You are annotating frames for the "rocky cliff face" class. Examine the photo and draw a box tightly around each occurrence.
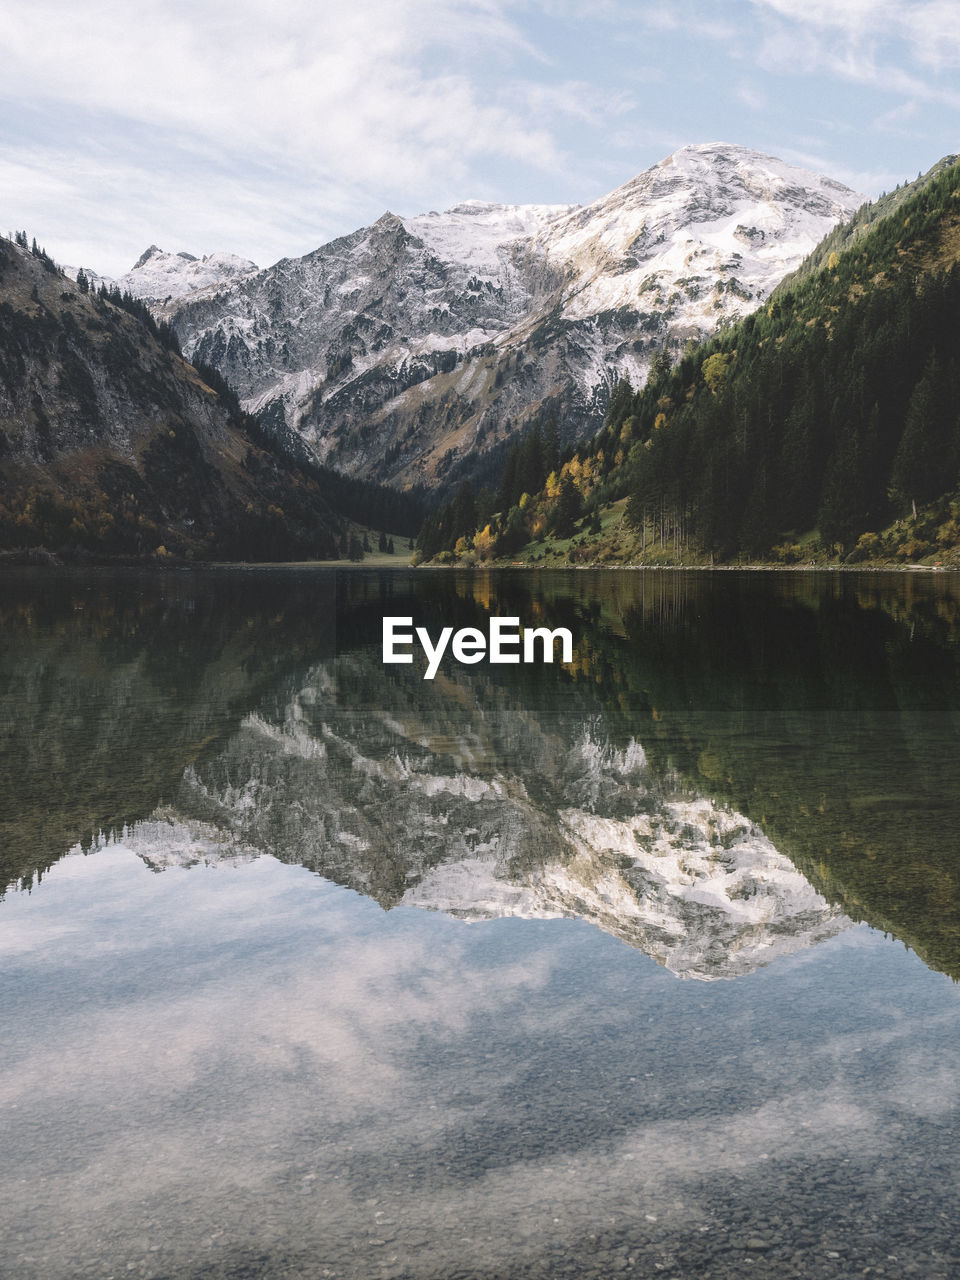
[113,144,865,492]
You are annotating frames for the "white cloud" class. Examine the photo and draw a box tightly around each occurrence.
[736,81,768,111]
[0,0,582,270]
[0,0,561,183]
[874,99,920,135]
[0,138,376,274]
[754,0,960,60]
[516,79,637,124]
[751,0,960,79]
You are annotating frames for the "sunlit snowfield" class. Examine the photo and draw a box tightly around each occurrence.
[1,568,959,1279]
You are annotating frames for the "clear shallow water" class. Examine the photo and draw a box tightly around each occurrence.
[1,568,960,1279]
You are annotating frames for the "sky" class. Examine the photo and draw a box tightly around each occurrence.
[1,0,958,276]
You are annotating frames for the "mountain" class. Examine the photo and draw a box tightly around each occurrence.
[116,245,259,303]
[777,152,960,288]
[66,246,259,300]
[113,144,864,494]
[0,233,346,560]
[429,154,960,567]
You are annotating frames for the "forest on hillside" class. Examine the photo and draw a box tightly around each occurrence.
[420,159,960,566]
[0,232,424,562]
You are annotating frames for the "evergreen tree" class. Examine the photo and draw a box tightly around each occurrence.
[450,481,477,543]
[542,417,560,480]
[605,377,634,430]
[497,444,520,512]
[516,423,545,497]
[551,476,582,538]
[647,348,672,387]
[476,485,495,531]
[889,354,954,513]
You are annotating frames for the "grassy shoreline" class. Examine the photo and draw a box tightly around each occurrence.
[4,550,959,573]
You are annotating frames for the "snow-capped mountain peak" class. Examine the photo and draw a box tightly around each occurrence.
[110,143,867,489]
[534,141,864,324]
[116,245,259,304]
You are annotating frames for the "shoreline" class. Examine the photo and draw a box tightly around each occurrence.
[419,560,960,574]
[2,551,958,575]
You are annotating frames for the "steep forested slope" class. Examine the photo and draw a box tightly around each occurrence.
[616,157,960,560]
[0,234,348,559]
[431,156,960,566]
[778,153,958,287]
[0,235,421,559]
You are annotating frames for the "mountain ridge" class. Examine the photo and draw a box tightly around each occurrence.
[423,153,960,568]
[0,234,347,560]
[94,143,866,495]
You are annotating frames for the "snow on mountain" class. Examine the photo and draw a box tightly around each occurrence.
[406,199,573,275]
[66,246,258,303]
[95,811,261,872]
[62,264,114,292]
[117,144,866,489]
[538,143,863,327]
[116,245,259,303]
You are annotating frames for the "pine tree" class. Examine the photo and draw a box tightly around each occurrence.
[605,377,634,430]
[450,482,476,543]
[889,354,953,513]
[551,476,582,538]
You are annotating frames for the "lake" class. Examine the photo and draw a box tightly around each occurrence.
[1,567,959,1279]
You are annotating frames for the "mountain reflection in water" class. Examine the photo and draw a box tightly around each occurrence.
[2,566,958,977]
[2,567,960,1280]
[89,645,849,980]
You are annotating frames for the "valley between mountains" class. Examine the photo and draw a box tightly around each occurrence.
[4,142,960,566]
[99,143,865,496]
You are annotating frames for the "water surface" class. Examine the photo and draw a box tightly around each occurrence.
[1,568,959,1279]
